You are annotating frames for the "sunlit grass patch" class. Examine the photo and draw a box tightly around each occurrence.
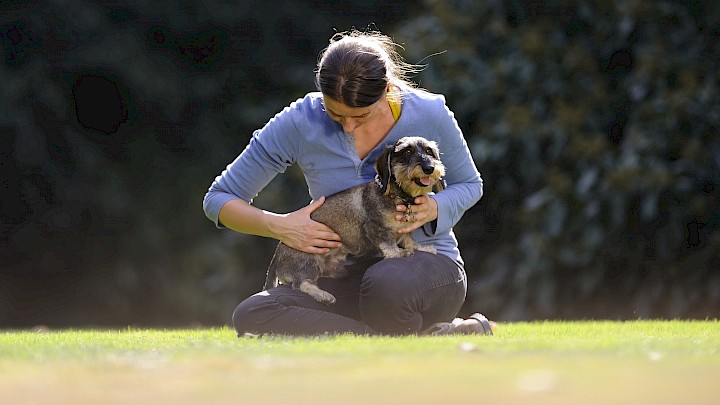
[1,321,718,404]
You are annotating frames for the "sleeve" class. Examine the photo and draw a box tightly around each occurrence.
[202,102,302,228]
[424,97,483,235]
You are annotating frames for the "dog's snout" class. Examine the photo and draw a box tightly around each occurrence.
[420,154,435,174]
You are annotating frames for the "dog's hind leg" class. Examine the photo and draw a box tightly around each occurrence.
[296,280,336,305]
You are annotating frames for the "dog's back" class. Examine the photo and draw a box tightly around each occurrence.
[309,183,393,255]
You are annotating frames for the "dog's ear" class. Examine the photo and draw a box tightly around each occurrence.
[375,145,394,195]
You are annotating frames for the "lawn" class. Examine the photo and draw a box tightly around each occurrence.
[1,321,718,404]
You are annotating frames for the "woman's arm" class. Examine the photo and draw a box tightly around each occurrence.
[405,96,482,235]
[203,95,342,254]
[218,197,342,254]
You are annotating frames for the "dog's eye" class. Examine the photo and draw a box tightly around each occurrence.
[404,148,413,155]
[425,147,436,157]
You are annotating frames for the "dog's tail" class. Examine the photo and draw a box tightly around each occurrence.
[264,243,284,291]
[263,264,277,291]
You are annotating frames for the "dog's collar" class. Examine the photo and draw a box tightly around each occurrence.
[375,174,416,206]
[374,174,384,190]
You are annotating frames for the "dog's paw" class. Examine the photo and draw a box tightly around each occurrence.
[314,291,336,305]
[418,245,437,254]
[398,248,416,257]
[300,280,337,305]
[381,248,409,258]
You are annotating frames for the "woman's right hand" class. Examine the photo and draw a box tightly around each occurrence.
[273,196,342,255]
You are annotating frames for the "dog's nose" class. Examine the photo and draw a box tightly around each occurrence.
[422,165,434,175]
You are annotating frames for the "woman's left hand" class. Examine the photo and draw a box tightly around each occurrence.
[395,195,438,234]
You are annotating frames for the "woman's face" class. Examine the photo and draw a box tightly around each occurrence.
[322,94,386,134]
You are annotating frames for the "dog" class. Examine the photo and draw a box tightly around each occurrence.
[263,136,446,304]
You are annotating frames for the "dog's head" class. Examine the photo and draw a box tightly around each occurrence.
[375,136,446,198]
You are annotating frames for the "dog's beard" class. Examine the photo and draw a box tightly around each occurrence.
[394,164,445,197]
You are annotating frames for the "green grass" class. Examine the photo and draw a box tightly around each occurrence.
[1,321,718,404]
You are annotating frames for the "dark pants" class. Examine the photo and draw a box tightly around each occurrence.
[232,252,467,336]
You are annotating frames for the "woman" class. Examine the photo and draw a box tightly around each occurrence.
[203,30,493,336]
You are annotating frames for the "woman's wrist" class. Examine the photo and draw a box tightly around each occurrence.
[261,210,287,241]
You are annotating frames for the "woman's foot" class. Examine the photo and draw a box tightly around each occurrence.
[424,313,496,335]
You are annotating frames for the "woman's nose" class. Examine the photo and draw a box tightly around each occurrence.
[342,118,358,132]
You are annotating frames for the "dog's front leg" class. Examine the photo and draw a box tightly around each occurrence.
[378,240,410,258]
[378,232,425,258]
[322,251,349,278]
[398,234,437,255]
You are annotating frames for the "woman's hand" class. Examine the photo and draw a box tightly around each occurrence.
[395,195,438,234]
[274,196,342,254]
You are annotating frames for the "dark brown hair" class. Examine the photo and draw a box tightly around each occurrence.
[315,30,419,107]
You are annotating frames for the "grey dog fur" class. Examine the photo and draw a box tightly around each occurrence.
[263,136,446,304]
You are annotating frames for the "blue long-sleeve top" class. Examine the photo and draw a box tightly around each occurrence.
[203,87,483,266]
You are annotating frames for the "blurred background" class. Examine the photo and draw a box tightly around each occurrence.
[1,0,718,328]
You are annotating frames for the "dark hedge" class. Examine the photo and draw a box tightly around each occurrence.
[1,0,717,326]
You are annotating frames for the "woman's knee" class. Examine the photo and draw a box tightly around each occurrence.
[360,263,412,307]
[358,261,424,333]
[358,254,466,333]
[232,291,277,335]
[360,253,458,308]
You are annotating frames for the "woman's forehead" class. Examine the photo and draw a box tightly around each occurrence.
[322,95,379,117]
